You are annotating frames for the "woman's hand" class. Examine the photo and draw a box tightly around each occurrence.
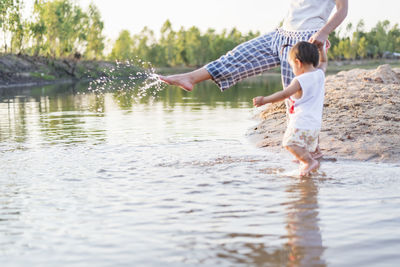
[308,31,329,47]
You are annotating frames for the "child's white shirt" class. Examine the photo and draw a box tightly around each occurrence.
[287,69,325,130]
[282,0,336,31]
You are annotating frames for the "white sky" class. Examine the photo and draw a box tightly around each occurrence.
[26,0,400,42]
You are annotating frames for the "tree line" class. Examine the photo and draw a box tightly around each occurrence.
[1,0,399,65]
[1,0,104,59]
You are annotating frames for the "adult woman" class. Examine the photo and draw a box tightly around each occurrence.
[159,0,348,92]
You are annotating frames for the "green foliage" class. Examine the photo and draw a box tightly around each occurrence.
[110,19,400,67]
[328,20,400,60]
[32,0,87,57]
[1,0,24,53]
[1,0,400,65]
[1,0,105,59]
[30,71,56,80]
[109,30,133,60]
[84,4,104,59]
[113,21,261,68]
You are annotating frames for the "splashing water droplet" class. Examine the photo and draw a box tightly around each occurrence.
[88,58,165,106]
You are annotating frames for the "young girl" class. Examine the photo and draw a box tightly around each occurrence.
[253,41,328,176]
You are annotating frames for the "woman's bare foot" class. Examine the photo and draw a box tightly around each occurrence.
[300,159,320,177]
[158,74,194,92]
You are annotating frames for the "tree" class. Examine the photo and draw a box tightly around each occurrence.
[160,20,177,66]
[0,0,19,53]
[84,4,105,59]
[33,0,87,57]
[357,36,367,58]
[109,30,133,60]
[174,26,187,65]
[9,0,25,53]
[387,23,400,52]
[132,26,157,63]
[29,6,47,57]
[370,20,391,57]
[185,26,202,66]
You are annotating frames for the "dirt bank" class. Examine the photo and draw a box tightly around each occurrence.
[247,64,400,163]
[0,54,132,89]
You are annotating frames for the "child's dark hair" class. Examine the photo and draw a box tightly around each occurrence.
[289,41,319,67]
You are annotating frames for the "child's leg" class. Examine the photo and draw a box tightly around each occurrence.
[285,145,319,177]
[311,144,323,160]
[293,144,322,163]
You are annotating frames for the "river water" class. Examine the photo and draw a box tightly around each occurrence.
[1,77,399,267]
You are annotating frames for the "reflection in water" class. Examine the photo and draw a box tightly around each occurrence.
[213,176,325,267]
[284,177,325,267]
[0,83,108,145]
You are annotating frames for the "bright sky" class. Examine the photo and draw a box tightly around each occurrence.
[27,0,400,42]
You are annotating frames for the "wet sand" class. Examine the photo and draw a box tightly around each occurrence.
[247,64,400,163]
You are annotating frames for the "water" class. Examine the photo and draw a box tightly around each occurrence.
[87,59,164,104]
[1,77,400,267]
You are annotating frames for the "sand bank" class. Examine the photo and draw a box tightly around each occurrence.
[247,64,400,163]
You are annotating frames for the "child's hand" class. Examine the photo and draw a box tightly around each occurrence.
[325,40,331,50]
[253,96,266,107]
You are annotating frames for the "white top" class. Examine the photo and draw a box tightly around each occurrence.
[282,0,336,31]
[287,69,325,130]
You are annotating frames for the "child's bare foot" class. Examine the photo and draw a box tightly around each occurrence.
[300,159,320,177]
[294,153,321,163]
[158,74,194,92]
[311,151,323,160]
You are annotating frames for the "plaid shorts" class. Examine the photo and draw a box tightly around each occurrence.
[205,28,317,90]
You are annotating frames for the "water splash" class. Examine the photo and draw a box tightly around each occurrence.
[87,58,165,104]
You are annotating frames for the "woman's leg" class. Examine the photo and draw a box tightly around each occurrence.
[159,67,210,92]
[160,31,281,91]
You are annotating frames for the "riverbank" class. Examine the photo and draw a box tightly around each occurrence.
[2,54,400,89]
[0,54,140,89]
[247,64,400,163]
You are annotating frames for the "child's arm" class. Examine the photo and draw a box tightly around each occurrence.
[318,43,328,73]
[253,80,302,107]
[309,0,348,46]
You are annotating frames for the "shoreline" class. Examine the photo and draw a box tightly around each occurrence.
[0,54,136,91]
[0,78,78,90]
[1,54,399,90]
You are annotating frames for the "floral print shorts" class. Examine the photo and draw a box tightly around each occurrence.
[282,127,320,152]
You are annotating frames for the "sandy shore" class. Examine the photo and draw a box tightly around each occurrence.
[246,64,400,163]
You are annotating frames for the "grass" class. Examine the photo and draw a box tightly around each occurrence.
[30,72,56,81]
